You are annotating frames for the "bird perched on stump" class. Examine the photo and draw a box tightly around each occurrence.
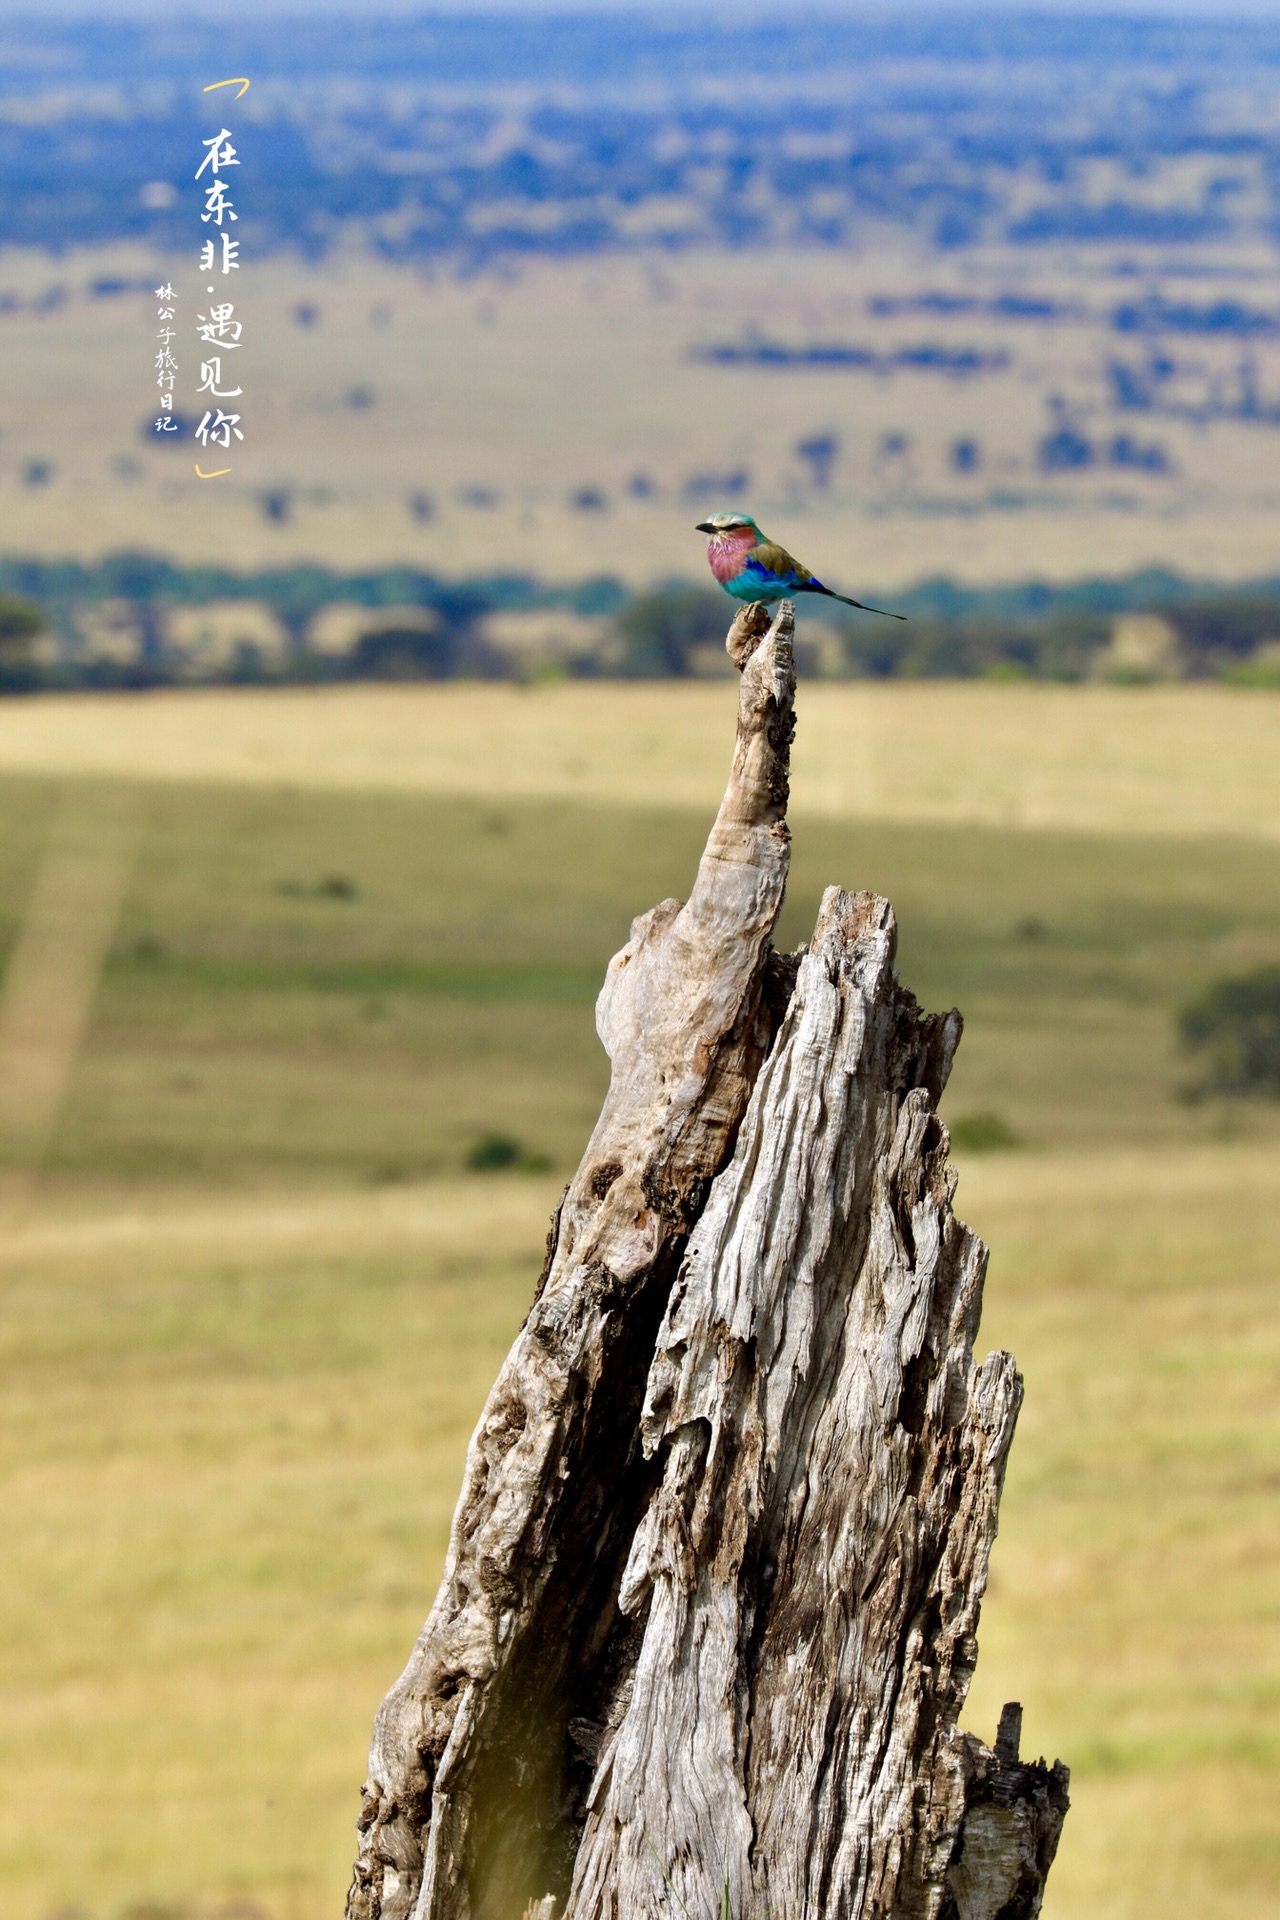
[696,511,905,619]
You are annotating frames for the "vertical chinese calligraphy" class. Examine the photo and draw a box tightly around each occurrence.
[153,281,178,434]
[193,103,247,470]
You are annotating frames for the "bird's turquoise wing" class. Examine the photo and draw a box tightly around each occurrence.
[744,541,814,591]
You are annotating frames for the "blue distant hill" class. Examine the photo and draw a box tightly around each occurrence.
[1,12,1280,258]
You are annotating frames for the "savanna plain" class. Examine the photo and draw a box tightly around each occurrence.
[0,680,1277,1920]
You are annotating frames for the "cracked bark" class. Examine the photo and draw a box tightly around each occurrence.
[346,598,1067,1920]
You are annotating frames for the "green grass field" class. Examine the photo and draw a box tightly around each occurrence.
[0,685,1276,1920]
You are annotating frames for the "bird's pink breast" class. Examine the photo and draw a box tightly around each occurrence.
[707,532,753,585]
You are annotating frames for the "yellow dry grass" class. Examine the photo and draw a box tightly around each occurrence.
[0,682,1275,1920]
[0,1177,557,1920]
[0,1148,1274,1920]
[961,1145,1280,1920]
[0,679,1277,842]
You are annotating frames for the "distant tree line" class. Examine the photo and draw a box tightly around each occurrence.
[4,556,1280,690]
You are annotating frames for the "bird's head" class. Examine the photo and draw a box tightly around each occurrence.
[695,511,761,545]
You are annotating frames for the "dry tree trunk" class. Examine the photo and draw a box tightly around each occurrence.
[346,600,1067,1920]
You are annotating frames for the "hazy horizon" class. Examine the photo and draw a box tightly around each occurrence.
[2,0,1276,19]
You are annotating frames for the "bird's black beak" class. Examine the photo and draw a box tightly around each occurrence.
[694,521,715,533]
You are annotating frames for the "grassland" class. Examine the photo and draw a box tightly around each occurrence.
[8,243,1280,586]
[2,680,1280,845]
[0,681,1276,1920]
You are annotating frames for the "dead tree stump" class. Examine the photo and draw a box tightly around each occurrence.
[346,600,1068,1920]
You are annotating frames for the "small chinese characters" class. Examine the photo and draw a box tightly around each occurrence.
[153,282,178,434]
[194,121,245,460]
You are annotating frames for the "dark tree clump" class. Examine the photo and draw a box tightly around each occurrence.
[1179,967,1280,1098]
[0,596,45,689]
[614,586,727,676]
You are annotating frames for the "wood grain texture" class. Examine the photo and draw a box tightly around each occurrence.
[567,888,1067,1920]
[346,598,1067,1920]
[348,599,798,1920]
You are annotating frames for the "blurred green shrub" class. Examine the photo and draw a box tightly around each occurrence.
[612,586,727,676]
[465,1131,552,1173]
[0,595,44,689]
[274,874,360,900]
[1179,967,1280,1098]
[947,1112,1021,1152]
[353,625,457,680]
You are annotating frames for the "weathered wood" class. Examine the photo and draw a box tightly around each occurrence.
[346,599,1067,1920]
[566,887,1067,1920]
[348,598,798,1920]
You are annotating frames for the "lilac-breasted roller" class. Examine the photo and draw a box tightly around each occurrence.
[695,511,905,619]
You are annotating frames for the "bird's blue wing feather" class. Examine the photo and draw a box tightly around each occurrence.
[742,553,800,590]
